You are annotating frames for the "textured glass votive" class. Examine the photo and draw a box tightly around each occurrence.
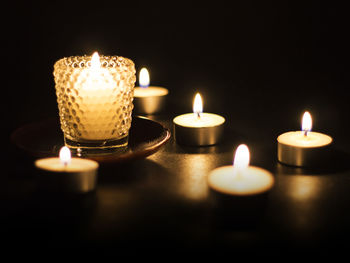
[53,54,136,153]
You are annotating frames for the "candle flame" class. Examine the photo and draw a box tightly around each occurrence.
[302,111,312,135]
[193,93,203,117]
[233,144,250,169]
[139,67,150,87]
[91,51,101,70]
[59,146,71,166]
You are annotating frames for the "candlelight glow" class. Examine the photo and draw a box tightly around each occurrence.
[91,51,101,70]
[302,111,312,134]
[193,93,203,116]
[139,67,150,87]
[233,144,250,169]
[59,146,71,165]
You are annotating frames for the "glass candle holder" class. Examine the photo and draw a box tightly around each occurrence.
[53,53,136,154]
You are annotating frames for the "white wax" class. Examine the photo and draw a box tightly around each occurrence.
[72,67,123,140]
[173,113,225,128]
[208,166,274,195]
[35,157,98,173]
[277,131,332,148]
[134,86,168,97]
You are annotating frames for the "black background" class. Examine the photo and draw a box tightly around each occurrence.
[4,1,349,136]
[3,0,350,251]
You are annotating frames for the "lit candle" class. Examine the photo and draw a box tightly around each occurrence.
[35,147,99,193]
[208,144,275,196]
[173,93,225,146]
[54,52,136,151]
[75,52,118,141]
[277,111,333,167]
[133,67,169,114]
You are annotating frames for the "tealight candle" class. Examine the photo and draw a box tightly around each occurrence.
[208,144,275,196]
[35,147,99,193]
[173,93,225,146]
[133,67,168,114]
[277,111,333,167]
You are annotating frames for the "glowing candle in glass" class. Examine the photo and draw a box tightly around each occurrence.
[53,52,136,153]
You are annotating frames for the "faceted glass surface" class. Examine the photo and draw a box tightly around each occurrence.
[53,55,136,147]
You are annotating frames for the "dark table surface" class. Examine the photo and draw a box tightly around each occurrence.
[3,112,350,250]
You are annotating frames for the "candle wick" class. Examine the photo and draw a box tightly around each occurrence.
[63,161,69,170]
[304,130,308,137]
[196,112,201,119]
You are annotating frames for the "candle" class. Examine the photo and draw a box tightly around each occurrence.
[173,93,225,146]
[208,144,275,196]
[35,146,99,193]
[133,67,169,114]
[277,111,333,167]
[54,52,136,152]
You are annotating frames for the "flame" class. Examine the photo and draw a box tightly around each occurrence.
[139,67,150,87]
[302,111,312,134]
[193,93,203,116]
[91,51,101,70]
[59,146,71,165]
[233,144,250,169]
